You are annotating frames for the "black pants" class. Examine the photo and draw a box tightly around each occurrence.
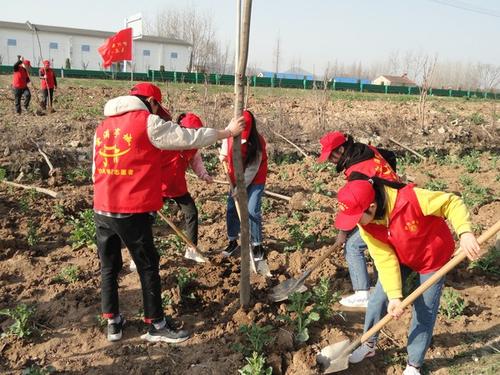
[170,193,198,245]
[42,88,54,109]
[13,87,31,113]
[94,212,164,322]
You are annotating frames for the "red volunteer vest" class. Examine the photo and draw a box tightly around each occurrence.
[361,185,455,273]
[40,68,56,89]
[227,135,268,185]
[161,149,197,198]
[12,67,29,89]
[93,110,164,213]
[344,146,399,182]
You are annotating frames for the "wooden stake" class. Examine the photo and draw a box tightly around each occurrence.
[186,172,291,201]
[388,137,426,161]
[1,180,63,199]
[271,129,310,159]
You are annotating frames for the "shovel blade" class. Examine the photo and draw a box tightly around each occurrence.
[317,339,351,373]
[269,278,308,302]
[256,260,272,277]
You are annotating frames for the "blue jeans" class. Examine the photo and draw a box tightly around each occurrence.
[345,228,371,291]
[226,184,264,246]
[363,265,445,367]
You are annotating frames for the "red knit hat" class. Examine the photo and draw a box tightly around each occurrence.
[318,131,347,162]
[43,60,50,68]
[179,113,203,129]
[23,60,31,67]
[335,180,375,231]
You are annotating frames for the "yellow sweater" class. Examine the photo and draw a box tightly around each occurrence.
[358,186,472,299]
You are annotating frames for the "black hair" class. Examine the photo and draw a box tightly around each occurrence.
[134,95,153,113]
[348,172,407,219]
[335,135,354,173]
[244,111,262,167]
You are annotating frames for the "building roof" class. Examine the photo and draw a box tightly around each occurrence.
[0,20,191,46]
[377,74,416,85]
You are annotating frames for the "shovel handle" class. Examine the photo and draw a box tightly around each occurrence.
[157,211,197,250]
[306,238,344,274]
[360,218,500,343]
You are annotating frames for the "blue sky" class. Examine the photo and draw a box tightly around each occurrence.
[2,0,499,73]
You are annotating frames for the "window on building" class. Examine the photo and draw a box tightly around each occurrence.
[81,44,90,52]
[143,50,151,57]
[7,39,16,46]
[49,42,58,50]
[170,52,178,59]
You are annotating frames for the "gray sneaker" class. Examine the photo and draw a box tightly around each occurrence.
[141,322,190,343]
[107,315,125,342]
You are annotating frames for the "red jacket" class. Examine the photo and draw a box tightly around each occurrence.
[361,184,455,273]
[161,149,197,198]
[40,67,57,89]
[93,109,164,213]
[12,66,30,89]
[228,135,267,186]
[344,146,399,182]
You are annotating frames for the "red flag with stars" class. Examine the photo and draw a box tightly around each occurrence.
[98,28,132,68]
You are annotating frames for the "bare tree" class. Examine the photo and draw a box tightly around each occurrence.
[147,7,224,73]
[273,33,281,75]
[418,54,438,130]
[475,63,500,91]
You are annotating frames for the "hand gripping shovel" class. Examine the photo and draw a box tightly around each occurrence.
[270,238,344,302]
[317,218,500,374]
[157,211,210,264]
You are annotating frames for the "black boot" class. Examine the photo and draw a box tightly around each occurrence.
[222,240,240,257]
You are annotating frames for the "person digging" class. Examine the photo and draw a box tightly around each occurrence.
[333,174,481,375]
[39,60,57,112]
[318,131,400,308]
[93,82,245,343]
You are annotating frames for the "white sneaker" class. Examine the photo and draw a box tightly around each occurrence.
[184,247,207,263]
[349,342,376,363]
[129,260,137,272]
[340,290,370,308]
[403,365,421,375]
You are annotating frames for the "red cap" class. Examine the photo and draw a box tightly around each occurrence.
[23,59,31,67]
[43,60,50,68]
[242,110,254,140]
[179,113,203,129]
[318,131,347,162]
[130,83,162,102]
[130,82,172,120]
[335,180,375,231]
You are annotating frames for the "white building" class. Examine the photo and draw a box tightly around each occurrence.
[0,20,191,72]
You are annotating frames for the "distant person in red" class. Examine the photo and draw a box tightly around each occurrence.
[12,56,31,114]
[161,113,214,263]
[39,60,57,111]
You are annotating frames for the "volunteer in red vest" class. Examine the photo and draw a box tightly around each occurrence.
[334,174,481,375]
[93,82,245,344]
[219,110,268,260]
[161,112,214,263]
[39,60,57,110]
[318,131,400,308]
[12,56,31,114]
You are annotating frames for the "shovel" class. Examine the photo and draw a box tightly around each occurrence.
[157,211,210,264]
[270,238,344,302]
[317,219,500,374]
